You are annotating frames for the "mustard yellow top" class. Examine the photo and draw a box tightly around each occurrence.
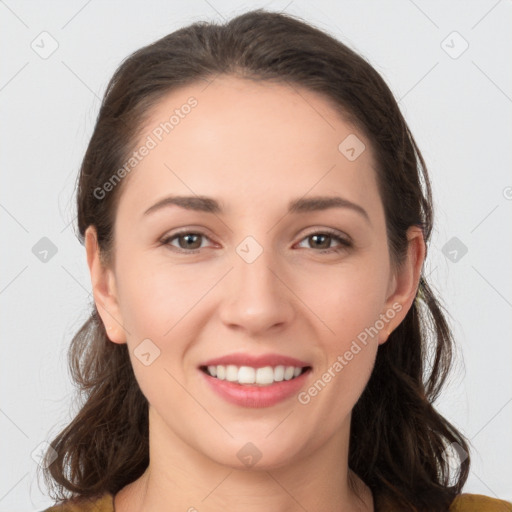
[42,491,512,511]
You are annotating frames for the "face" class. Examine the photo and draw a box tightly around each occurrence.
[87,75,422,470]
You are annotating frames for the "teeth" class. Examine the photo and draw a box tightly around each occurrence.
[284,366,295,380]
[238,366,256,384]
[226,365,238,382]
[256,366,274,385]
[274,365,285,382]
[216,365,226,380]
[205,365,305,386]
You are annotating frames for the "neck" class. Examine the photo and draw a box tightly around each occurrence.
[114,407,373,512]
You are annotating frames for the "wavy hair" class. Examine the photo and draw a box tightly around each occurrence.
[40,9,471,511]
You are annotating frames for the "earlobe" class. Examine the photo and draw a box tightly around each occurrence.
[84,226,127,344]
[379,226,426,343]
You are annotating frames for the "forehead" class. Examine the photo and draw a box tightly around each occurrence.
[117,75,381,219]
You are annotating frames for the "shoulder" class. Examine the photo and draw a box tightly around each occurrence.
[41,492,114,512]
[449,493,512,511]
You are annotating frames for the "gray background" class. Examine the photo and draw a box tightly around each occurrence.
[1,0,511,510]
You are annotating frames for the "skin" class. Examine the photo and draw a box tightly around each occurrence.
[85,75,425,512]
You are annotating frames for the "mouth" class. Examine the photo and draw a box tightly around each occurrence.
[198,354,313,408]
[199,364,312,386]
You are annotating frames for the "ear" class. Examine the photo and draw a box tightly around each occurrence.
[379,225,426,345]
[85,225,127,344]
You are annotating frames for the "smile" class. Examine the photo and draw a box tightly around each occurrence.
[201,364,309,386]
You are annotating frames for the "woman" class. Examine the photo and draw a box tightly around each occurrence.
[40,9,511,512]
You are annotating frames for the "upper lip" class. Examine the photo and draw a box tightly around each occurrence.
[200,353,311,368]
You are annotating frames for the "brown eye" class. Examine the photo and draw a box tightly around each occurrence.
[162,232,210,252]
[178,233,203,249]
[308,233,332,250]
[297,230,352,253]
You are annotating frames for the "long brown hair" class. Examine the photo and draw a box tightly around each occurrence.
[40,9,471,510]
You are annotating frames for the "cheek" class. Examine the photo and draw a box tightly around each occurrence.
[302,259,390,342]
[299,283,381,426]
[116,260,200,405]
[115,253,215,337]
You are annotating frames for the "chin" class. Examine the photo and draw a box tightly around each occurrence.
[202,434,311,472]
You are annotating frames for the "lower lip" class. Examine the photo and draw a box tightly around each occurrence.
[200,369,311,408]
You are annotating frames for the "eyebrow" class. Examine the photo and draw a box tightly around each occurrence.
[143,195,370,223]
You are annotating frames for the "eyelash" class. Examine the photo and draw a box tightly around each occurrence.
[160,229,352,255]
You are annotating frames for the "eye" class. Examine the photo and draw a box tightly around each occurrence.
[161,231,213,253]
[160,228,352,255]
[296,230,352,254]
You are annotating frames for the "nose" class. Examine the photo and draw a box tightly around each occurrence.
[217,245,295,336]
